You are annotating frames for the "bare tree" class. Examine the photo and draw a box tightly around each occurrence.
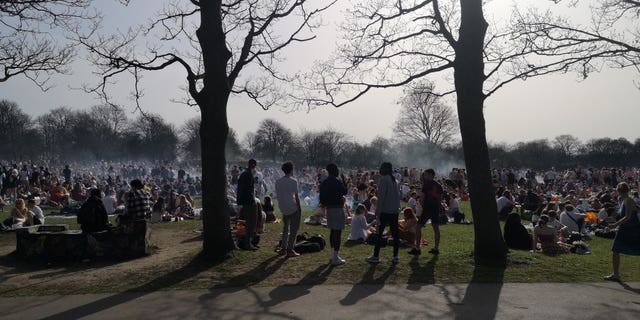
[77,0,335,259]
[0,100,34,159]
[295,0,634,265]
[254,119,295,163]
[553,134,581,157]
[394,81,458,146]
[0,0,93,87]
[512,1,640,85]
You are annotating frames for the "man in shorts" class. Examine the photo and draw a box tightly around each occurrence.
[410,169,443,255]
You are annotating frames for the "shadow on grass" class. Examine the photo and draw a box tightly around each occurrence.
[35,251,289,320]
[406,254,438,291]
[0,251,126,296]
[340,263,397,306]
[35,251,222,320]
[443,264,505,320]
[262,262,335,307]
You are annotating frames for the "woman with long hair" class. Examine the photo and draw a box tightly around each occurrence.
[366,162,401,264]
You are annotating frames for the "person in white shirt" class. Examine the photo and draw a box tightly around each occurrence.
[26,198,45,225]
[348,204,374,242]
[496,191,515,219]
[406,192,418,212]
[559,205,586,234]
[103,189,118,215]
[275,161,302,257]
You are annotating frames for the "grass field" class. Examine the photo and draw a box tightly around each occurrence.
[0,198,638,296]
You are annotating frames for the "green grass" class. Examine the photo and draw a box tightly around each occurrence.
[0,199,638,297]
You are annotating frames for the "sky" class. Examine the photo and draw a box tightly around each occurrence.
[0,0,639,146]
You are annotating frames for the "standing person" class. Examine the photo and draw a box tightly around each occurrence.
[122,179,151,222]
[319,163,348,265]
[604,182,640,282]
[411,169,444,255]
[237,159,258,251]
[275,161,302,257]
[366,162,401,264]
[63,165,72,183]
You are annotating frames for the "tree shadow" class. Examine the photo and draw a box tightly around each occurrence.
[37,252,231,320]
[0,251,127,295]
[198,254,287,301]
[447,264,505,320]
[261,262,335,307]
[619,281,640,295]
[339,263,396,306]
[406,254,438,291]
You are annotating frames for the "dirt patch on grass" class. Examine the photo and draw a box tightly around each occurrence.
[0,227,202,296]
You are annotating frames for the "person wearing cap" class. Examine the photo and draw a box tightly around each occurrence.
[237,159,259,250]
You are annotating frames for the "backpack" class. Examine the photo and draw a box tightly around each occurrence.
[293,234,326,253]
[307,235,326,250]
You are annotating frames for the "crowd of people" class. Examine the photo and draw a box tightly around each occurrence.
[2,159,638,281]
[0,161,203,230]
[231,159,459,266]
[232,161,639,279]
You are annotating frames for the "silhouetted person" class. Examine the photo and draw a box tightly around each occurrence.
[78,189,109,233]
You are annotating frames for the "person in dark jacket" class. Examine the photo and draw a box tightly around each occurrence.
[237,159,258,250]
[78,188,110,233]
[504,213,533,250]
[319,163,347,265]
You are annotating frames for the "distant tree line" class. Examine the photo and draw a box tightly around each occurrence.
[2,99,639,169]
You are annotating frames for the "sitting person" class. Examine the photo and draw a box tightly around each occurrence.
[398,207,418,248]
[447,193,465,223]
[263,195,277,223]
[598,203,617,225]
[77,189,110,233]
[71,182,85,202]
[174,194,195,220]
[348,204,375,242]
[503,213,532,250]
[49,183,70,207]
[151,197,167,223]
[497,190,515,220]
[122,179,151,222]
[559,204,586,234]
[547,210,570,241]
[26,198,45,225]
[532,215,571,254]
[2,198,28,229]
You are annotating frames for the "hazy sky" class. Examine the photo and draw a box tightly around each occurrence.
[1,0,638,145]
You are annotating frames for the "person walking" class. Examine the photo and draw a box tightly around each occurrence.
[604,182,640,282]
[319,163,348,265]
[237,159,259,251]
[411,169,444,255]
[366,162,401,264]
[275,161,302,257]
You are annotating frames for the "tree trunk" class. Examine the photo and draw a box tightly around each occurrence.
[197,0,235,260]
[455,0,507,266]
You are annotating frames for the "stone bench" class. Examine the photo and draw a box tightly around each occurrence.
[15,220,151,261]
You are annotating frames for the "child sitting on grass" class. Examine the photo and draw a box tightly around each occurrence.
[399,207,418,248]
[347,204,375,243]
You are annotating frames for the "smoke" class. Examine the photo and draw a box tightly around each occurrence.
[389,142,465,176]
